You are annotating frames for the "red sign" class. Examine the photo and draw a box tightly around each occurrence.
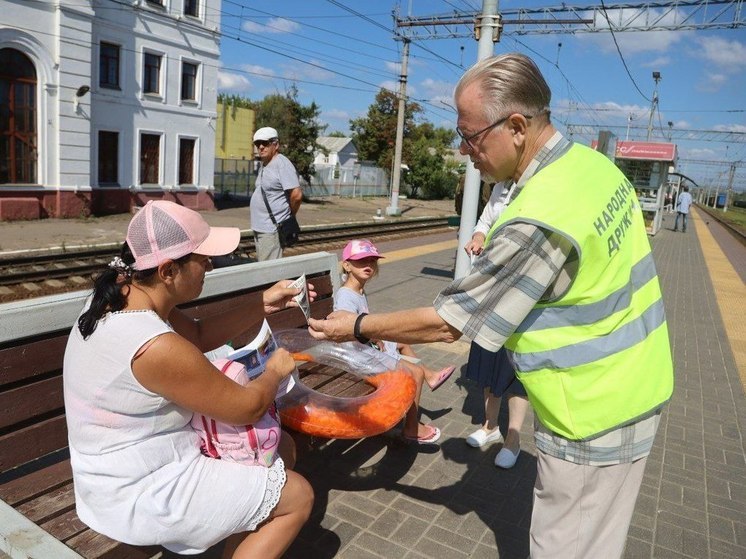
[592,140,677,161]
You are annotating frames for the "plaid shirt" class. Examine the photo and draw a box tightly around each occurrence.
[435,131,660,465]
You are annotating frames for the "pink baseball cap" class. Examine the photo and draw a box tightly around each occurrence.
[342,239,384,261]
[126,201,240,270]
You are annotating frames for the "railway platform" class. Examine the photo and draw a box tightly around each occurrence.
[1,202,745,559]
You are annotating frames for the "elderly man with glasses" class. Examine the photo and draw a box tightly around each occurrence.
[309,53,673,559]
[249,126,302,261]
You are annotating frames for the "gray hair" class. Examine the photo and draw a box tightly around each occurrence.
[455,53,552,124]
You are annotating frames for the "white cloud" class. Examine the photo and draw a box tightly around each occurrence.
[641,56,670,68]
[694,37,746,70]
[386,61,401,73]
[713,123,746,133]
[322,109,350,120]
[239,64,276,79]
[577,7,688,54]
[217,71,251,92]
[242,17,300,34]
[420,78,455,100]
[379,80,400,94]
[696,72,728,93]
[683,147,717,159]
[281,61,334,81]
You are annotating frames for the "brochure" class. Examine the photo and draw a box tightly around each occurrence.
[227,319,296,398]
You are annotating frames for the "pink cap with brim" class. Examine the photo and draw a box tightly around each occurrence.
[126,201,240,270]
[342,239,384,261]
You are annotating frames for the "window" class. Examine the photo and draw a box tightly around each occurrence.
[98,131,119,185]
[0,48,37,184]
[140,133,160,184]
[179,138,196,184]
[99,42,120,89]
[143,53,161,95]
[181,62,198,102]
[184,0,199,17]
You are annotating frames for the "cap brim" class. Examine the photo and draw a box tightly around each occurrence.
[346,254,384,260]
[194,227,240,257]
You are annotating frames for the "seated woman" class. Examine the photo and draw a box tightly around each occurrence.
[335,239,455,444]
[63,200,314,559]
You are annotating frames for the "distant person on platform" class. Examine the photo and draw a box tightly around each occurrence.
[250,127,302,261]
[673,185,693,233]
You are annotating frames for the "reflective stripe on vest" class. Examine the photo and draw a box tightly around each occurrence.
[486,143,673,440]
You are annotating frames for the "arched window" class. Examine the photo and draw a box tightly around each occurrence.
[0,48,37,184]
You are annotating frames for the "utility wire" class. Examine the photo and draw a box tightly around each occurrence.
[599,0,651,102]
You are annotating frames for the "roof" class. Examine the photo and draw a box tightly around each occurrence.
[315,136,355,153]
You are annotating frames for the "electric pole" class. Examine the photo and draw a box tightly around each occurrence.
[386,39,410,217]
[647,71,661,141]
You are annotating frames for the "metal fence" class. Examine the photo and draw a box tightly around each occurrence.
[213,159,390,199]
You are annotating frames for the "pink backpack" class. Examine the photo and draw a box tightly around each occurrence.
[191,358,281,467]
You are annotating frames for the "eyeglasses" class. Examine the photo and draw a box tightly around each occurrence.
[253,139,276,148]
[456,114,532,152]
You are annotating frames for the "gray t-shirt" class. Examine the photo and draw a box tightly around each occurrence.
[334,286,399,360]
[250,153,299,233]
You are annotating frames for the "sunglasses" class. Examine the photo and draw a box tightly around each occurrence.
[253,139,276,148]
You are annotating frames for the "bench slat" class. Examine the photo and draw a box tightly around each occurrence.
[65,528,161,559]
[0,414,68,472]
[0,458,72,506]
[0,375,64,430]
[17,480,75,524]
[0,334,67,386]
[40,508,88,542]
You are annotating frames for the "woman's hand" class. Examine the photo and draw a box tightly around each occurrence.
[308,311,357,342]
[263,280,316,314]
[464,232,486,256]
[264,348,296,380]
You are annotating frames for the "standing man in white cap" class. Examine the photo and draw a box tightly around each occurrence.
[250,126,302,261]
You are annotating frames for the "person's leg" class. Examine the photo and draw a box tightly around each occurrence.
[466,387,503,447]
[225,470,314,559]
[398,343,455,390]
[399,362,436,440]
[254,232,283,261]
[682,212,688,232]
[530,451,647,559]
[673,212,680,231]
[494,395,528,468]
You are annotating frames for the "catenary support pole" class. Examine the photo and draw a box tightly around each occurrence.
[454,0,499,279]
[386,39,410,217]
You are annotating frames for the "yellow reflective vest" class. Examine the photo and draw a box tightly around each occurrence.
[485,144,674,440]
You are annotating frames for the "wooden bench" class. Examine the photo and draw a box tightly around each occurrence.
[0,251,375,559]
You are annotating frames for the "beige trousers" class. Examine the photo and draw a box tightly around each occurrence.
[530,450,647,559]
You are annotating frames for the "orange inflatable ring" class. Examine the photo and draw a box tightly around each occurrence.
[273,330,416,439]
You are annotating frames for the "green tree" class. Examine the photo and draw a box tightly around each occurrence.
[350,89,458,199]
[249,86,326,182]
[350,89,422,174]
[405,136,459,200]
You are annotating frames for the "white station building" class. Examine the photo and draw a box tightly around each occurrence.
[0,0,222,220]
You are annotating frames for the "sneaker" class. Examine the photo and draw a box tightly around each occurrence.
[494,446,520,469]
[465,428,503,448]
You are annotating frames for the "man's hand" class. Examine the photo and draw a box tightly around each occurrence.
[308,311,357,342]
[263,280,316,314]
[464,232,486,256]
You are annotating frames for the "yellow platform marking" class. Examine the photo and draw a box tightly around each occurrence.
[692,209,746,390]
[378,239,459,265]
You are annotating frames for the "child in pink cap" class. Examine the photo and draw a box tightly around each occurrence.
[335,239,455,444]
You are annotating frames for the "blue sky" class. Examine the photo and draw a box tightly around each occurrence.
[214,1,746,192]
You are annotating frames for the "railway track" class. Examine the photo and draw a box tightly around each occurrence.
[0,217,453,303]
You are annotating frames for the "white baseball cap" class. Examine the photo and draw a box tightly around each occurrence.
[253,127,279,142]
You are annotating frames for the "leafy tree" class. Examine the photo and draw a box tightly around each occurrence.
[249,85,326,182]
[327,131,347,138]
[405,136,459,200]
[350,89,422,174]
[350,89,458,199]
